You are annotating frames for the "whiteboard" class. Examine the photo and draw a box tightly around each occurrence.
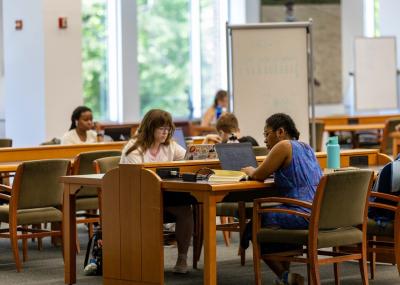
[229,23,312,146]
[355,37,398,111]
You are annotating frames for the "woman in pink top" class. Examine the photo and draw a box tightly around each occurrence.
[120,109,193,274]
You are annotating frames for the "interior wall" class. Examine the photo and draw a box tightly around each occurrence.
[262,3,342,105]
[3,0,82,146]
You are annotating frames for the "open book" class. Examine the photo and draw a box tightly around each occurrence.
[208,169,248,182]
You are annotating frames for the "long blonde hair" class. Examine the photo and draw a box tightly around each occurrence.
[125,109,175,155]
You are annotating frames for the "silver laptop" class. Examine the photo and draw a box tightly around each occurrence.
[215,142,258,170]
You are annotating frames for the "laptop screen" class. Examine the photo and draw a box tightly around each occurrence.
[173,127,187,150]
[215,142,258,170]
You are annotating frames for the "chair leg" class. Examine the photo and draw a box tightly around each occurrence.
[22,226,28,262]
[220,216,231,246]
[307,264,311,285]
[333,247,340,285]
[10,225,21,272]
[369,236,376,279]
[193,203,203,269]
[76,235,81,254]
[238,202,246,266]
[309,248,320,285]
[252,241,262,285]
[359,243,369,285]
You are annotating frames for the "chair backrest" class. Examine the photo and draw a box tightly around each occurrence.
[252,146,268,156]
[315,170,373,230]
[12,159,70,210]
[93,156,121,174]
[73,150,121,197]
[0,138,12,148]
[380,117,400,155]
[309,120,325,152]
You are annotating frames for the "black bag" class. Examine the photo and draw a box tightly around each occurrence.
[369,155,400,222]
[84,227,102,276]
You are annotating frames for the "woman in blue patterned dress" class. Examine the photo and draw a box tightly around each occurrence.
[242,113,322,285]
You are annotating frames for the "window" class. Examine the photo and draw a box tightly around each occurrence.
[137,0,191,118]
[82,0,109,120]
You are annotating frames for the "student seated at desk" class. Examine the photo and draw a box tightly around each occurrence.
[201,89,228,127]
[203,112,259,146]
[120,109,193,274]
[241,113,322,285]
[61,106,101,144]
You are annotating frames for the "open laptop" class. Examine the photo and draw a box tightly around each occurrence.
[184,144,218,160]
[215,142,258,170]
[172,127,187,150]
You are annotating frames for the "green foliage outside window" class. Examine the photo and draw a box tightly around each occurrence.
[82,1,108,120]
[138,0,190,118]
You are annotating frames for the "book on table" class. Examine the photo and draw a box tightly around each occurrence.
[208,169,248,182]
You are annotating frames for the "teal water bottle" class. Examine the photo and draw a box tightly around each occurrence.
[326,136,340,169]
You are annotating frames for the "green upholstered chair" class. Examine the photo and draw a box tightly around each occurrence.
[252,170,374,285]
[0,138,12,148]
[367,192,400,279]
[252,146,268,156]
[0,159,70,271]
[93,156,121,174]
[380,117,400,155]
[72,150,121,248]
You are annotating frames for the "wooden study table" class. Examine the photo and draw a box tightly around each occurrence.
[317,114,399,126]
[324,123,385,148]
[60,174,104,285]
[60,149,391,285]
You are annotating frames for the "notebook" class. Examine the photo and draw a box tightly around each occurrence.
[172,127,187,150]
[184,144,218,160]
[215,142,258,171]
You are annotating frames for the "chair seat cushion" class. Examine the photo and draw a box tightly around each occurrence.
[367,219,394,237]
[216,202,253,218]
[76,197,99,211]
[0,206,62,225]
[257,226,362,248]
[216,202,281,218]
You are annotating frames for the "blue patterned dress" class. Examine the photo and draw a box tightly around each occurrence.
[242,140,322,253]
[262,140,322,229]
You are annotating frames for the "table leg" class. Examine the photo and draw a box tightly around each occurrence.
[202,193,217,285]
[64,185,77,285]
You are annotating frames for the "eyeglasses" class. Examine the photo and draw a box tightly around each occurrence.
[263,130,272,138]
[157,127,171,133]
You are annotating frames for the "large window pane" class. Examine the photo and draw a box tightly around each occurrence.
[138,0,191,118]
[82,0,109,120]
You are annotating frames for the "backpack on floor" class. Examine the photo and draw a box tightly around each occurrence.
[84,227,103,276]
[368,155,400,221]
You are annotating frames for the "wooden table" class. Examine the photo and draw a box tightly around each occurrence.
[60,174,104,285]
[324,123,385,148]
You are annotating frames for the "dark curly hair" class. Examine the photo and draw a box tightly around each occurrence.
[265,113,300,140]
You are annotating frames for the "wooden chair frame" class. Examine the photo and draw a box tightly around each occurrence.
[368,191,400,279]
[0,165,63,272]
[252,173,374,285]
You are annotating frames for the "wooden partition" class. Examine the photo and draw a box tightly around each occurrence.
[0,142,125,172]
[101,149,390,285]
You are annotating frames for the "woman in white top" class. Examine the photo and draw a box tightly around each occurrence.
[120,109,192,274]
[61,106,99,144]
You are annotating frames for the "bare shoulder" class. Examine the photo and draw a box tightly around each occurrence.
[271,140,291,153]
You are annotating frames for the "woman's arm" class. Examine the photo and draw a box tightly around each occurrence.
[201,107,215,126]
[242,140,292,181]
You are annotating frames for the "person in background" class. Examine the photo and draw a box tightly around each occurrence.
[241,113,322,285]
[61,106,101,144]
[201,90,228,127]
[203,112,258,146]
[120,109,193,274]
